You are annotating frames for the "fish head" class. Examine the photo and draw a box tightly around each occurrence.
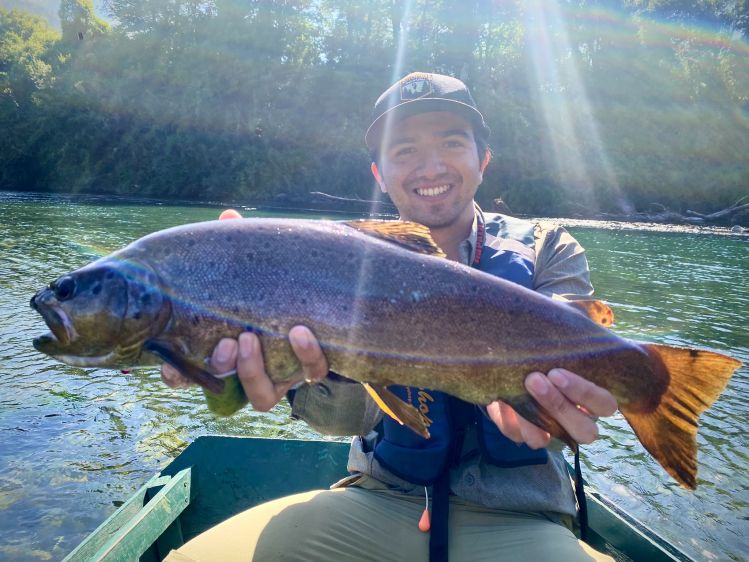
[31,258,170,367]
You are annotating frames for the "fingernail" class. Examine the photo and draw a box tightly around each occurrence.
[527,373,549,396]
[216,339,234,363]
[238,333,253,360]
[548,369,568,389]
[292,327,311,350]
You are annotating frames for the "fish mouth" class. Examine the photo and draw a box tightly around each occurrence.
[31,296,77,349]
[32,328,118,367]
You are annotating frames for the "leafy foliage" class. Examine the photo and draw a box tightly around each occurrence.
[0,0,747,215]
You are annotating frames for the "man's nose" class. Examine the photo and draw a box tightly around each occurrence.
[416,148,447,177]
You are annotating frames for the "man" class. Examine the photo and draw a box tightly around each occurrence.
[163,72,617,561]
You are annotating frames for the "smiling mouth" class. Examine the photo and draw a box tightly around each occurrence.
[415,184,451,197]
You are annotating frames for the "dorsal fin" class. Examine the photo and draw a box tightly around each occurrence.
[344,220,446,257]
[552,295,615,327]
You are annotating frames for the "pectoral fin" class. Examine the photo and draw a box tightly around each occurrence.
[144,340,224,394]
[362,382,431,439]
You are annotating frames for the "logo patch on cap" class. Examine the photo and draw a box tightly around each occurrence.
[400,72,433,101]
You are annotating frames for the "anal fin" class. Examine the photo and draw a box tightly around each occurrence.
[362,383,430,439]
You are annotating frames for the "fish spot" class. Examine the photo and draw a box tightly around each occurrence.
[188,240,196,247]
[133,312,142,320]
[191,315,201,325]
[141,293,151,306]
[106,271,114,280]
[92,284,102,296]
[690,349,700,358]
[310,250,320,259]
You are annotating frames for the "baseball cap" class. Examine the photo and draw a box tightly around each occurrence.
[365,72,491,151]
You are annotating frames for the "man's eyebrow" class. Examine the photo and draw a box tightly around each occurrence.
[386,135,417,148]
[387,129,471,148]
[436,128,472,139]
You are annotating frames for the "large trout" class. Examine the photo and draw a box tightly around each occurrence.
[30,218,739,489]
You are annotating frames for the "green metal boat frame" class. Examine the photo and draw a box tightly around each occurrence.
[63,436,694,562]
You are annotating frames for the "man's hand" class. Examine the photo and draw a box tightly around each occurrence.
[161,326,329,412]
[486,368,618,449]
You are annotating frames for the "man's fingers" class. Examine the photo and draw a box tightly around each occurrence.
[526,372,601,444]
[219,209,243,220]
[548,368,618,417]
[235,332,290,411]
[486,401,551,449]
[211,338,238,375]
[161,363,193,389]
[288,325,328,383]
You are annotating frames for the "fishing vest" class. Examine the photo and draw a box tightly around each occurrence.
[373,213,549,486]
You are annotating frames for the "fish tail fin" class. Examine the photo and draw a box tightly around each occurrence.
[620,343,740,489]
[362,383,431,439]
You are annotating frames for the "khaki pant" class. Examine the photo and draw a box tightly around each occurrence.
[165,486,613,562]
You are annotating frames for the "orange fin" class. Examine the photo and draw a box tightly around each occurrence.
[362,382,431,439]
[620,343,740,489]
[344,220,446,257]
[554,295,615,327]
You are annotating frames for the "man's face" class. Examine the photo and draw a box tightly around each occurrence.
[375,111,483,230]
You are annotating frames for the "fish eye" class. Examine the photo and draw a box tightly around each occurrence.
[53,276,76,301]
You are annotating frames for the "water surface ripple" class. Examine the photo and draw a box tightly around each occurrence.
[1,193,747,561]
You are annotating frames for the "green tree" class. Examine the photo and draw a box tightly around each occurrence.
[59,0,109,44]
[0,8,59,188]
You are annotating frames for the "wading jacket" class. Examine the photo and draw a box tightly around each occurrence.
[372,213,548,486]
[288,211,594,520]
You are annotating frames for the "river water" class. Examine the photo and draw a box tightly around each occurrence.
[0,192,747,561]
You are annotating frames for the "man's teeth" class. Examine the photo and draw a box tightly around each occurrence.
[416,184,450,197]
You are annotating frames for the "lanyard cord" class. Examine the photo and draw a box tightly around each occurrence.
[472,204,486,267]
[574,448,589,542]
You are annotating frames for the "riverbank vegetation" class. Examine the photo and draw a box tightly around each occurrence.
[1,0,748,217]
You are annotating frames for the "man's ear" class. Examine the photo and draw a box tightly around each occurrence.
[480,149,492,174]
[371,162,387,193]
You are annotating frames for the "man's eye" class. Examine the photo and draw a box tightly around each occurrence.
[445,140,465,148]
[394,147,415,157]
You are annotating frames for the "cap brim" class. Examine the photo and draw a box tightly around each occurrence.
[365,98,490,151]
